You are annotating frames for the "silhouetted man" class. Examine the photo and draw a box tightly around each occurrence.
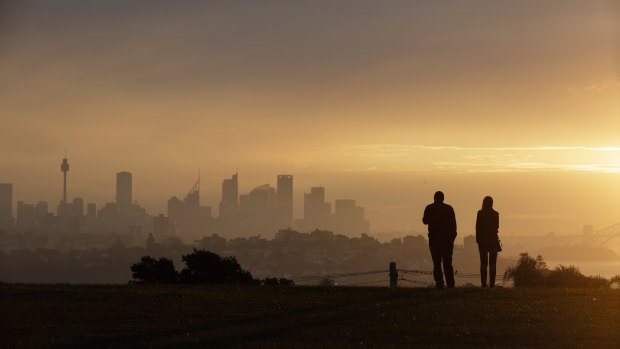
[422,191,457,288]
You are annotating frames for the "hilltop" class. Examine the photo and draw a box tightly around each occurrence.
[1,284,618,348]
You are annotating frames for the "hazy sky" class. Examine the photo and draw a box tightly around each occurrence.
[1,1,618,237]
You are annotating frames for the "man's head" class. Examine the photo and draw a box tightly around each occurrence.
[434,191,444,203]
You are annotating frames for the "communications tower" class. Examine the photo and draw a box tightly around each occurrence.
[61,152,69,203]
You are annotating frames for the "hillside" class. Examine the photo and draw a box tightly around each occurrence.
[1,284,619,348]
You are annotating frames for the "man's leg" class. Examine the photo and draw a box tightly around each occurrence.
[489,250,498,287]
[479,245,488,287]
[429,238,444,288]
[442,240,455,288]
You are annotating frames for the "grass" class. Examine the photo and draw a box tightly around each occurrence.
[1,284,619,348]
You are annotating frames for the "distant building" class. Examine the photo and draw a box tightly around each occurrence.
[86,203,96,219]
[276,175,293,227]
[116,172,132,215]
[239,194,249,221]
[0,183,13,228]
[16,201,35,232]
[154,214,174,237]
[34,201,48,225]
[334,199,369,235]
[167,176,212,239]
[248,184,277,235]
[300,187,332,231]
[219,173,239,220]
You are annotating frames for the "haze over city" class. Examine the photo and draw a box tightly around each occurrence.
[1,0,618,237]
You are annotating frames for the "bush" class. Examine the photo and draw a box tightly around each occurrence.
[179,249,257,285]
[503,253,548,287]
[130,256,179,284]
[504,253,611,288]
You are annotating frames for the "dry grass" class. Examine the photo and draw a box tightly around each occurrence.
[1,284,619,348]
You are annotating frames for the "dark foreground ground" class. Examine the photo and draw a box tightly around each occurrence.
[1,284,619,348]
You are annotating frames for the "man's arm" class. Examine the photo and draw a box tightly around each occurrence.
[475,211,481,243]
[422,205,429,225]
[450,206,457,240]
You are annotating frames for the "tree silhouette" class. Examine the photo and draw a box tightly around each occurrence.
[179,249,257,284]
[130,256,178,283]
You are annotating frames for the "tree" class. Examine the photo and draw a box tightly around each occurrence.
[130,256,179,283]
[179,249,257,284]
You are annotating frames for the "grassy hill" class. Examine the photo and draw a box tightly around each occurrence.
[1,284,618,348]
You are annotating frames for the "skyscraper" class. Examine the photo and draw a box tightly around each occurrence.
[16,201,35,232]
[302,187,331,230]
[0,183,12,226]
[116,172,132,214]
[219,173,239,219]
[276,175,293,226]
[334,199,369,235]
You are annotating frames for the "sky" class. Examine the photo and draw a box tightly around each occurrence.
[0,0,618,237]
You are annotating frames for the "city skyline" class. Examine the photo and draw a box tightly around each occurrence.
[0,1,618,236]
[1,153,617,237]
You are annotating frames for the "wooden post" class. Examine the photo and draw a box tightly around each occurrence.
[390,262,397,288]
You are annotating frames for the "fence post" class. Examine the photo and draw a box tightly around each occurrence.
[390,262,397,288]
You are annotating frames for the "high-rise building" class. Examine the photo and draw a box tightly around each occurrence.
[34,201,48,225]
[302,187,331,231]
[276,175,293,226]
[16,201,35,232]
[167,176,212,239]
[0,183,12,227]
[334,199,369,235]
[72,197,84,217]
[248,184,276,234]
[87,203,96,219]
[154,214,174,237]
[219,173,239,219]
[116,172,132,214]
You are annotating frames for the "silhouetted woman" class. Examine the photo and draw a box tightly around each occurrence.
[476,196,500,288]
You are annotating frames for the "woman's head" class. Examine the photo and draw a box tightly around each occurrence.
[482,196,493,210]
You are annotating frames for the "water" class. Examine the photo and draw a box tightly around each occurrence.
[545,260,620,279]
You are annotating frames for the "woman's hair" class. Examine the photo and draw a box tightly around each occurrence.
[482,196,493,210]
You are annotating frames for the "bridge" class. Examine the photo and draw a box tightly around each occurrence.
[595,222,620,245]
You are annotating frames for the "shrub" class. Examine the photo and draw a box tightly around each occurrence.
[179,249,257,284]
[504,253,611,288]
[130,256,179,284]
[546,265,608,288]
[503,253,548,287]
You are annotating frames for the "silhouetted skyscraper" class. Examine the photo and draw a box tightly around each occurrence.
[35,201,48,225]
[219,173,239,219]
[248,184,276,234]
[335,199,369,235]
[72,197,84,217]
[87,203,96,219]
[302,187,331,230]
[16,201,35,232]
[116,172,132,214]
[276,175,293,226]
[0,183,12,227]
[167,175,212,239]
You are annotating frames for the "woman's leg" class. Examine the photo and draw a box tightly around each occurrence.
[478,245,488,287]
[489,250,498,287]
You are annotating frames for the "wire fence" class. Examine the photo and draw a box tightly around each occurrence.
[287,265,503,287]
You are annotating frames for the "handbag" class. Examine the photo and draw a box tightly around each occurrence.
[495,238,502,252]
